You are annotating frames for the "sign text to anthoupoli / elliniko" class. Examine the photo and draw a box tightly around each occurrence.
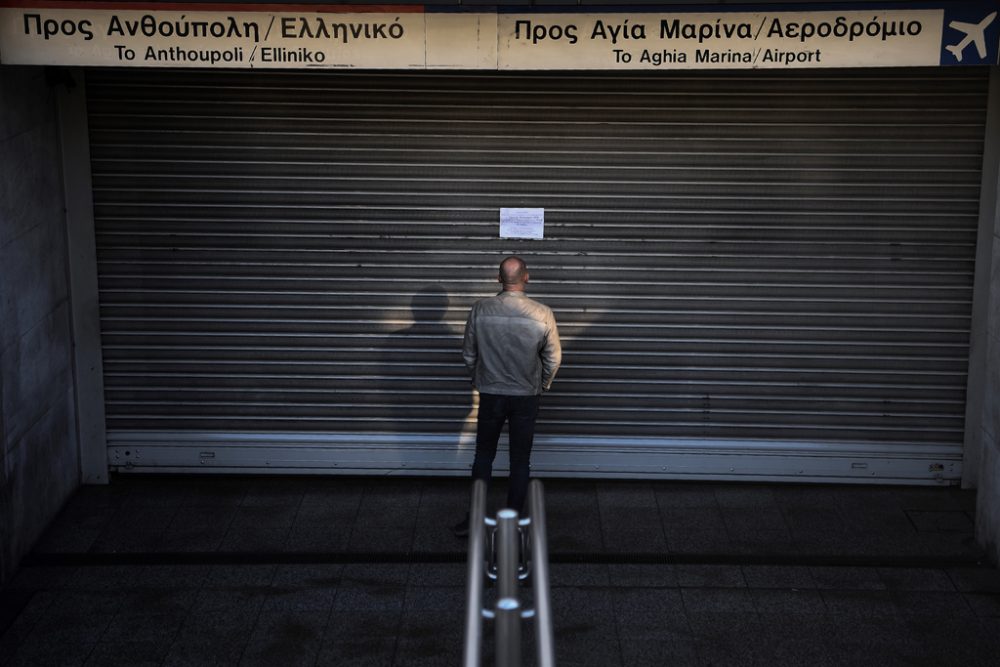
[1,1,998,70]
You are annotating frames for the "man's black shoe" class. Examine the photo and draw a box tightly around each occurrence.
[452,514,470,538]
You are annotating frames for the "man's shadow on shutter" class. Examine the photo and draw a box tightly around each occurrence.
[377,284,477,464]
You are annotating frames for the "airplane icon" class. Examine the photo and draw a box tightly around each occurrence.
[945,11,997,62]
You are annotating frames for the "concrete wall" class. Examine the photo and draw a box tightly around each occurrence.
[973,67,1000,566]
[0,66,80,583]
[980,307,1000,566]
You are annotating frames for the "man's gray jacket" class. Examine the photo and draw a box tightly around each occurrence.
[462,291,561,396]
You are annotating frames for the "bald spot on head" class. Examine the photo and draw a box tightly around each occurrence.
[499,256,528,290]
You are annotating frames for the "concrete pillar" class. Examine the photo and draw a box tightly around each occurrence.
[58,70,108,486]
[0,66,80,583]
[974,67,1000,566]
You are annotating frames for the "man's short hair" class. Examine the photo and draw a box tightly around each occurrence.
[499,256,528,285]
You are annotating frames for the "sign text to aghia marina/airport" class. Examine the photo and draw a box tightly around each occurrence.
[1,2,998,70]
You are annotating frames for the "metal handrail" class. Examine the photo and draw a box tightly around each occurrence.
[495,509,522,666]
[462,479,488,667]
[462,479,556,667]
[527,481,556,667]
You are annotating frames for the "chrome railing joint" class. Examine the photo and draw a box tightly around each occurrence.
[462,479,556,667]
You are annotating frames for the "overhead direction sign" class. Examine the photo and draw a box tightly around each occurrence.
[1,1,997,70]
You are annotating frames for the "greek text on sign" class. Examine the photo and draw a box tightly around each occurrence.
[0,2,997,70]
[502,10,942,69]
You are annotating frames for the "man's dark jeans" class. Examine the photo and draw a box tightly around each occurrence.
[471,392,541,514]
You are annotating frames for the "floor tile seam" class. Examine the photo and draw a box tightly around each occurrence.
[654,498,721,553]
[874,566,959,591]
[308,613,326,667]
[720,508,797,543]
[607,581,684,658]
[887,587,980,603]
[234,593,272,667]
[316,552,357,646]
[312,595,340,664]
[747,587,830,617]
[601,510,672,550]
[736,562,750,590]
[593,485,610,554]
[405,481,429,565]
[595,481,658,511]
[91,501,183,545]
[0,591,58,662]
[78,586,133,645]
[229,483,250,511]
[385,605,406,667]
[224,522,298,554]
[341,478,372,553]
[815,589,908,618]
[283,489,309,539]
[64,611,116,666]
[673,586,723,666]
[204,498,242,550]
[942,567,997,594]
[959,591,1000,618]
[605,571,630,667]
[10,590,117,648]
[742,563,819,589]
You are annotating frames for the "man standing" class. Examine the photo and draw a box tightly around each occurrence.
[454,256,561,536]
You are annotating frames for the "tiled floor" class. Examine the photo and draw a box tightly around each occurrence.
[1,475,999,666]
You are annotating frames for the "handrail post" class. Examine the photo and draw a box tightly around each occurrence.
[495,508,522,667]
[528,481,556,667]
[462,480,488,667]
[462,480,555,667]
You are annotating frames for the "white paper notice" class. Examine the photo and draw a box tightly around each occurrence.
[500,208,544,239]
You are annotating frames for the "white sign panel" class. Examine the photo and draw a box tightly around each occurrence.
[0,2,997,70]
[498,10,946,69]
[0,5,428,68]
[500,208,545,240]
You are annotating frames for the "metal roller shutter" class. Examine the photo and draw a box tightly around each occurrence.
[87,67,987,482]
